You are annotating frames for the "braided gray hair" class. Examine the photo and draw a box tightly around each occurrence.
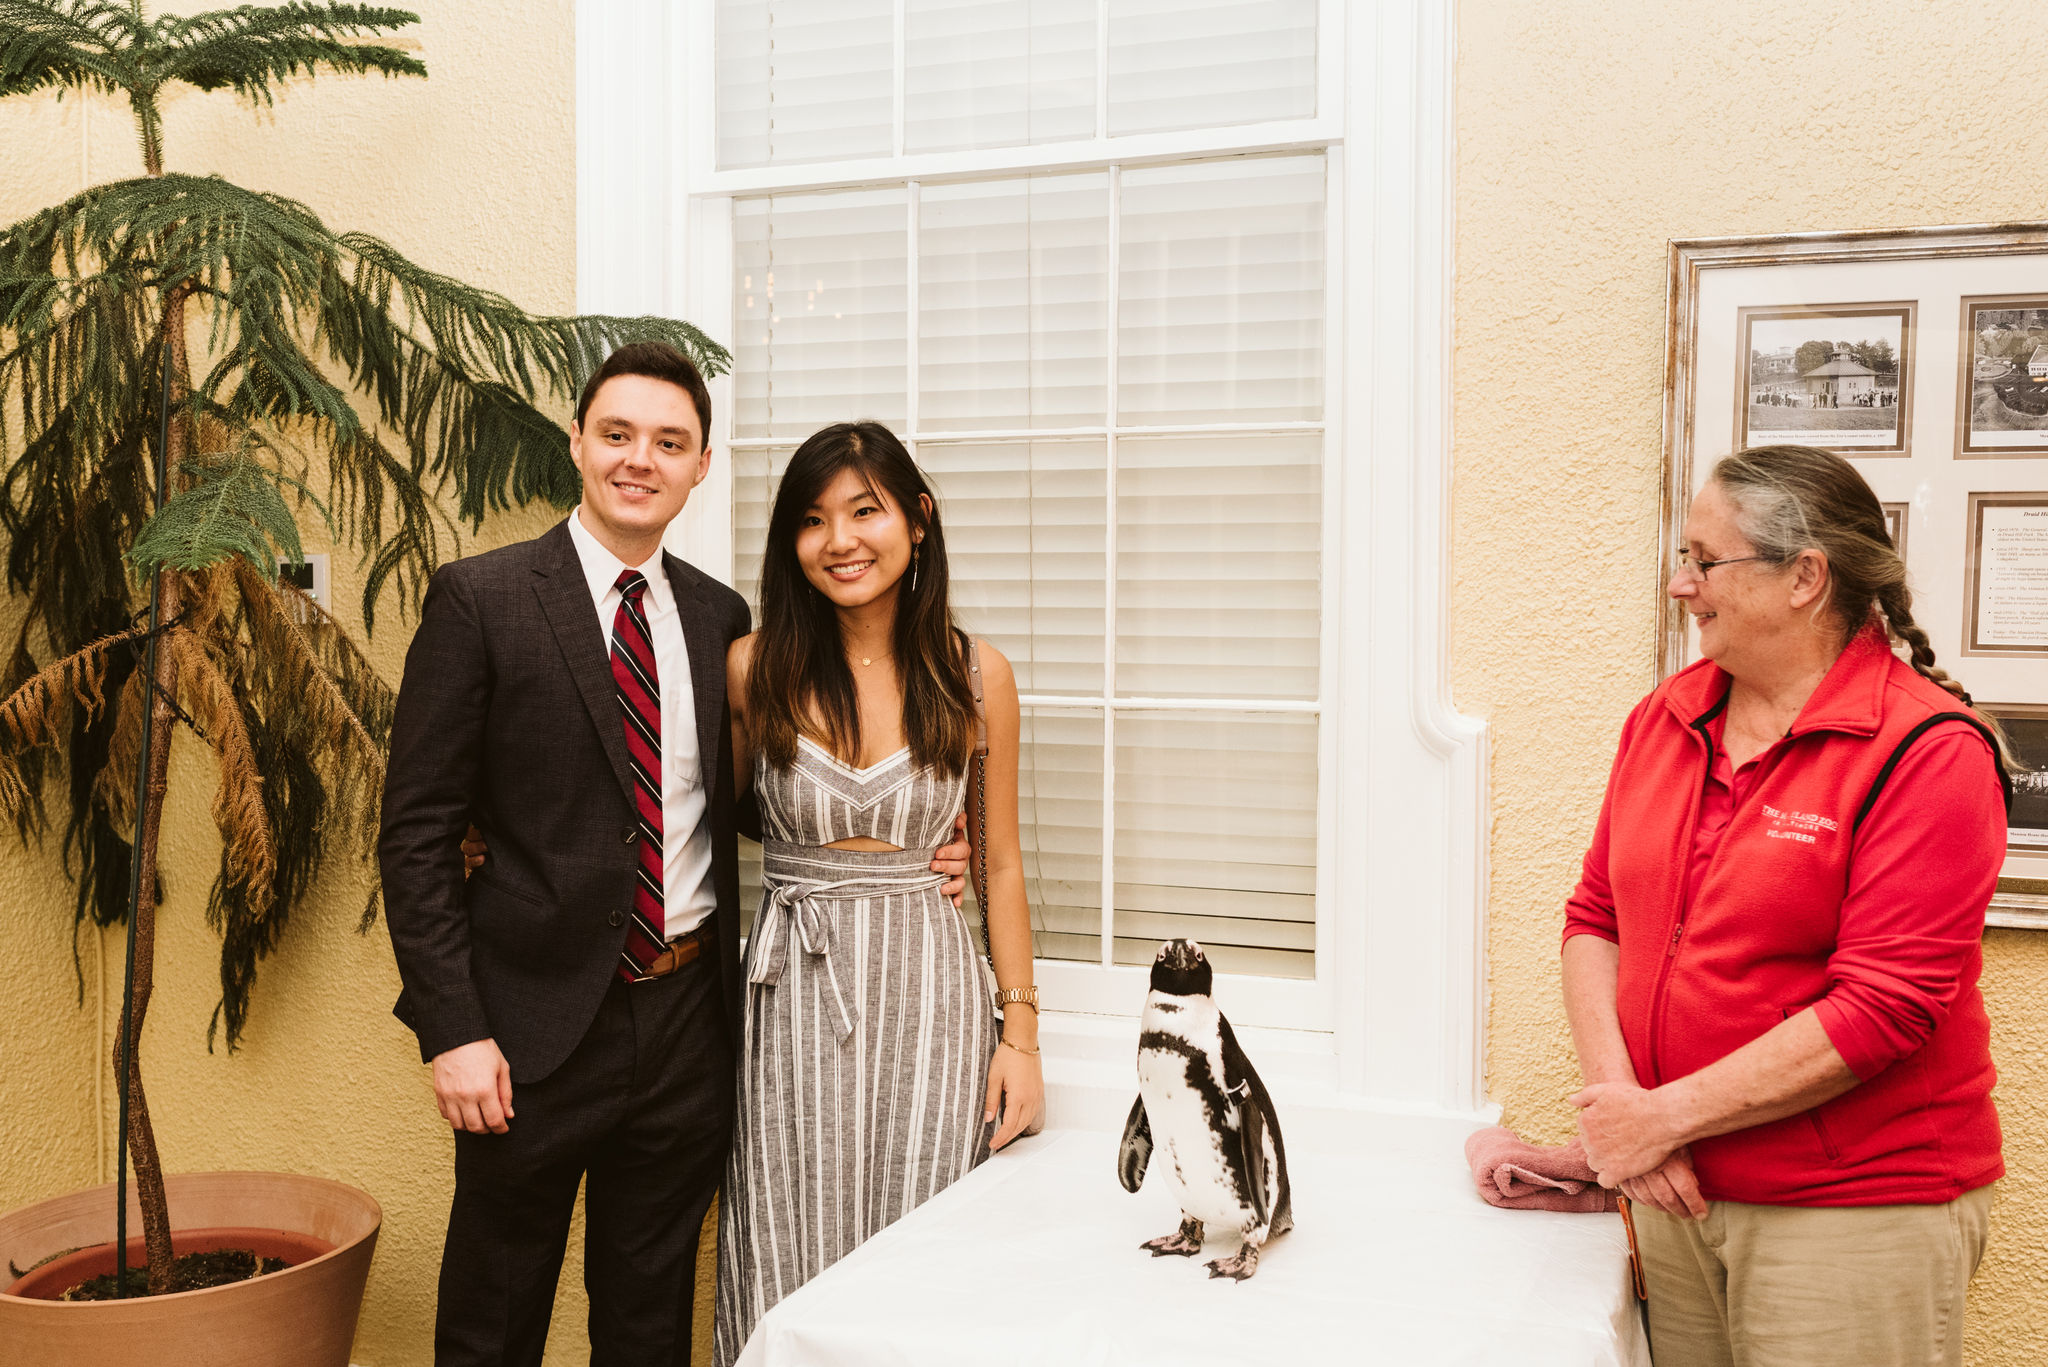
[1709,444,2014,765]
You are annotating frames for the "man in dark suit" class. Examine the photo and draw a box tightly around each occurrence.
[381,342,749,1366]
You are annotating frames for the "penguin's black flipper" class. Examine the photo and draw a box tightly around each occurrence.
[1117,1094,1153,1193]
[1219,1012,1291,1232]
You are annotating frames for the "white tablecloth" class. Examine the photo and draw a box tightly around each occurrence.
[735,1128,1652,1366]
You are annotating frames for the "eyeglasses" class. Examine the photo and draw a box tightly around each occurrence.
[1675,551,1769,579]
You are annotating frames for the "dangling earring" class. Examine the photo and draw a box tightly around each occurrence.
[910,544,920,593]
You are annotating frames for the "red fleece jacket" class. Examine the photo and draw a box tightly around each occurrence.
[1563,628,2007,1206]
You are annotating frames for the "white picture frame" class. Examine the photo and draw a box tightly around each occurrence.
[1663,224,2048,929]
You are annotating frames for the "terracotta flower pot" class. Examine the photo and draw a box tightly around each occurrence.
[0,1171,381,1367]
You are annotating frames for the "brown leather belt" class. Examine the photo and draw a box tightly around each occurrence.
[637,918,713,981]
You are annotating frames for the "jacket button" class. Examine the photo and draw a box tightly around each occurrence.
[622,827,637,845]
[608,909,625,927]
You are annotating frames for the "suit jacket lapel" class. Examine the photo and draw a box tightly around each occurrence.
[532,521,635,802]
[665,555,726,781]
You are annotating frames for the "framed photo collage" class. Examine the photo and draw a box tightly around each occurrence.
[1664,225,2048,928]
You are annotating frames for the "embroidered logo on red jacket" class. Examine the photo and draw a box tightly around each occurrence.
[1760,802,1839,845]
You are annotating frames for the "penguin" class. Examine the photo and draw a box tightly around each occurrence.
[1116,938,1292,1281]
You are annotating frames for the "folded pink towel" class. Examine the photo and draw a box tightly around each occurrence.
[1463,1126,1620,1213]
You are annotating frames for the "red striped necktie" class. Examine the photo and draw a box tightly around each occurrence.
[611,569,666,981]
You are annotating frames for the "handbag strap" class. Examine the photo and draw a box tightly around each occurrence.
[965,636,993,961]
[967,634,988,759]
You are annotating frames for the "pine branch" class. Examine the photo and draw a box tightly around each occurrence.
[168,624,274,919]
[0,624,143,823]
[0,0,137,100]
[200,558,391,1045]
[126,452,316,576]
[1,3,423,107]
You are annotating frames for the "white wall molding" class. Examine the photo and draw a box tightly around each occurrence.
[1330,0,1490,1111]
[575,0,674,320]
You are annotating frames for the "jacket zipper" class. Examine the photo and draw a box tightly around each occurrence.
[1647,693,1795,1088]
[1644,690,1726,1086]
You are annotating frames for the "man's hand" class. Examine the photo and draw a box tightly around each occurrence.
[931,812,971,906]
[1570,1078,1685,1188]
[1620,1146,1707,1220]
[461,823,487,876]
[433,1038,514,1134]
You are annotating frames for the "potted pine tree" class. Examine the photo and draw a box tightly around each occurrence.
[0,3,727,1360]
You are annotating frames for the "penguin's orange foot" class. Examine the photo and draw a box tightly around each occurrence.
[1206,1245,1259,1281]
[1142,1216,1203,1257]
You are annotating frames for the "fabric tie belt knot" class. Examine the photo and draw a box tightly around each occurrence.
[753,840,946,1041]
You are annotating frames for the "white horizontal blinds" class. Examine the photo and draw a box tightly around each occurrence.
[731,446,795,610]
[971,707,1104,965]
[920,440,1107,694]
[919,174,1110,431]
[1118,154,1326,423]
[1116,432,1318,698]
[731,444,797,940]
[904,0,1098,154]
[1113,711,1317,979]
[716,0,895,169]
[1106,0,1317,137]
[732,188,909,439]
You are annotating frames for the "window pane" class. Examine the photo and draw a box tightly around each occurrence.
[1113,711,1316,979]
[968,707,1104,965]
[718,0,895,168]
[921,439,1106,694]
[734,188,909,439]
[1107,0,1317,136]
[919,174,1109,431]
[905,0,1098,153]
[1115,432,1319,699]
[1118,154,1325,424]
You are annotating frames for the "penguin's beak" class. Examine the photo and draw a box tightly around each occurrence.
[1157,939,1207,972]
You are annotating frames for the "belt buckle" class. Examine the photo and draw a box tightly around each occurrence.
[637,921,708,982]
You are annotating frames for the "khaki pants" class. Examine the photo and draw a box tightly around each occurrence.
[1632,1186,1994,1367]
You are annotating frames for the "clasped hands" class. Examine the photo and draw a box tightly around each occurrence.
[1570,1079,1708,1220]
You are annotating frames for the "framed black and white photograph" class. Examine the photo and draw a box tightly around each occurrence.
[1983,704,2048,853]
[1666,223,2048,926]
[1736,303,1911,456]
[1957,295,2048,456]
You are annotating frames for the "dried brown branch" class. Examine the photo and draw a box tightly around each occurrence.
[0,625,146,820]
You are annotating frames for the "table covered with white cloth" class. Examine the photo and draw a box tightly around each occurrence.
[734,1127,1651,1366]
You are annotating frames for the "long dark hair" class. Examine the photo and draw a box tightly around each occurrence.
[748,422,979,775]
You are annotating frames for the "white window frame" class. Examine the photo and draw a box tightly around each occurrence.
[577,0,1489,1115]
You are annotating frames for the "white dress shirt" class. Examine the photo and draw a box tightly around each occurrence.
[567,508,715,937]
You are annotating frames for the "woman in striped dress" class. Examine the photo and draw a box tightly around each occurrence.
[714,422,1043,1365]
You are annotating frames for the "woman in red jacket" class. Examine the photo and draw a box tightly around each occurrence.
[1563,446,2010,1367]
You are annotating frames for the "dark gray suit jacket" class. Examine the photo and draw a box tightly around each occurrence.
[379,518,751,1083]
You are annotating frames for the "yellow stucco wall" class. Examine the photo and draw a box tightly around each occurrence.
[6,3,2047,1365]
[1457,4,2048,1362]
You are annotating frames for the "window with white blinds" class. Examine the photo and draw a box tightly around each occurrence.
[716,0,1320,168]
[728,152,1326,981]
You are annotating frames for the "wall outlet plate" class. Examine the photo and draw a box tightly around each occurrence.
[277,553,330,617]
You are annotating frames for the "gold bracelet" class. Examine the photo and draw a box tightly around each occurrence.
[999,1037,1040,1056]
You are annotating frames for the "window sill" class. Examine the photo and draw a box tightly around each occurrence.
[1034,1009,1501,1155]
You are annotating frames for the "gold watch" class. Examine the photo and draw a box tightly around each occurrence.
[995,986,1039,1012]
